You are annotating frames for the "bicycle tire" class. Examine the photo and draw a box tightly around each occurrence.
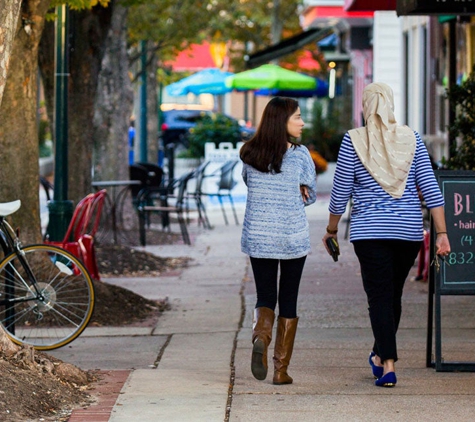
[0,244,95,350]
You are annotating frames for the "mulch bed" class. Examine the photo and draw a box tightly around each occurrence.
[96,243,189,278]
[93,239,191,327]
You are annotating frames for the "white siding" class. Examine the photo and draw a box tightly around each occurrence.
[373,11,404,122]
[403,16,430,134]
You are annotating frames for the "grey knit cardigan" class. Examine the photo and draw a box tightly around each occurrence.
[241,145,317,259]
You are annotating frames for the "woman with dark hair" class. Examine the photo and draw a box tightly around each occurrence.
[240,97,317,385]
[323,82,451,387]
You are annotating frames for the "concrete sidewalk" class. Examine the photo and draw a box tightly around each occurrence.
[232,203,475,421]
[50,171,475,421]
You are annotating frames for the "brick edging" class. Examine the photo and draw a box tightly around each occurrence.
[68,369,131,422]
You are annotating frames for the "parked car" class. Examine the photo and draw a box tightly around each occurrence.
[160,109,255,148]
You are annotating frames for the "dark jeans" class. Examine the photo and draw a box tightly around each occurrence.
[353,239,421,363]
[250,256,306,319]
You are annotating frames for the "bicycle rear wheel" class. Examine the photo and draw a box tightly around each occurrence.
[0,244,95,350]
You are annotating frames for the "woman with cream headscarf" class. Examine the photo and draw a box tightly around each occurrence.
[322,82,450,387]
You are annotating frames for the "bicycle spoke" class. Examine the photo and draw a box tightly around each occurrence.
[0,262,35,293]
[0,245,94,350]
[0,306,33,330]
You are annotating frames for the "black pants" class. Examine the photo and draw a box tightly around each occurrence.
[353,239,421,363]
[249,256,306,319]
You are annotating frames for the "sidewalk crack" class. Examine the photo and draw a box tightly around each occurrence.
[224,259,248,421]
[151,334,173,369]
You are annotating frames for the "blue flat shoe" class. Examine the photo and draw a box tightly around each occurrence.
[369,352,384,379]
[375,371,397,387]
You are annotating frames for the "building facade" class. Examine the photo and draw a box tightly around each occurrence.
[303,0,475,163]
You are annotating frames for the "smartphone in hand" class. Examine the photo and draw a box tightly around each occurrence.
[326,237,340,262]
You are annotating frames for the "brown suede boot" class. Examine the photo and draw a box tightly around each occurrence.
[272,316,298,385]
[251,307,275,380]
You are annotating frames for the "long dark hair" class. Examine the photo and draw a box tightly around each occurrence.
[240,97,299,173]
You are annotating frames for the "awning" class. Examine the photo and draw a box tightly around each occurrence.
[283,50,322,72]
[318,33,338,49]
[302,6,374,29]
[247,27,334,68]
[254,77,330,98]
[439,15,456,23]
[344,0,396,12]
[165,69,233,96]
[165,42,217,72]
[397,0,475,16]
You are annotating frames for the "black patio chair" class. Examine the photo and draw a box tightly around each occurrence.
[130,163,166,227]
[185,160,212,229]
[201,160,240,225]
[136,162,165,187]
[129,163,164,200]
[136,170,195,246]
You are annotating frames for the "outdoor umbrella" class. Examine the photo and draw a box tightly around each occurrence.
[254,77,329,98]
[225,64,317,91]
[166,68,234,96]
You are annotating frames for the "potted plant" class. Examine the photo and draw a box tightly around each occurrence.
[184,113,243,159]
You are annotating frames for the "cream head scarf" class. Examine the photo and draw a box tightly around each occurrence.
[349,82,416,199]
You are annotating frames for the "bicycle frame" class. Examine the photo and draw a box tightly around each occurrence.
[0,220,12,257]
[0,217,44,335]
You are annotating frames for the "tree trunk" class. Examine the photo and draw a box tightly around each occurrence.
[0,328,20,356]
[0,0,22,104]
[93,4,133,182]
[0,0,50,353]
[146,47,159,164]
[67,5,113,204]
[0,0,51,244]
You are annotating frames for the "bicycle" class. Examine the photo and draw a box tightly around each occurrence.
[0,200,95,350]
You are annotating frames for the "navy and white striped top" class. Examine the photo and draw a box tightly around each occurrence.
[241,145,317,259]
[329,131,444,242]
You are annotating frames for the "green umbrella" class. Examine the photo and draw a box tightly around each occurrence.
[225,64,316,90]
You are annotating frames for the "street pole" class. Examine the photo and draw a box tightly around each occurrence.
[139,40,148,163]
[158,73,164,167]
[46,5,73,241]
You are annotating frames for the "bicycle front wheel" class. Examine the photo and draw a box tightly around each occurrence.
[0,244,95,350]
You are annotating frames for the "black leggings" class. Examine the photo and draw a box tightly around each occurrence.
[250,256,307,319]
[353,239,421,363]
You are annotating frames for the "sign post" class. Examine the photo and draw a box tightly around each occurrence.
[427,171,475,371]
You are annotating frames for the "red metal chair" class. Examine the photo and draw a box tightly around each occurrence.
[415,229,430,282]
[45,189,107,280]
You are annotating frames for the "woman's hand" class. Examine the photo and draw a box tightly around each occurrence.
[435,233,451,257]
[322,216,341,256]
[300,185,309,202]
[430,206,451,257]
[322,232,338,256]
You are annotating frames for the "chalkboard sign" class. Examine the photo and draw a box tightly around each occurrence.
[426,171,475,372]
[435,171,475,294]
